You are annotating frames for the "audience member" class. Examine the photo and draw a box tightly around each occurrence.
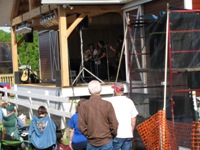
[2,105,23,141]
[84,44,95,75]
[68,99,88,150]
[106,82,138,150]
[109,36,126,80]
[29,106,57,150]
[93,44,101,77]
[0,100,4,122]
[78,80,118,150]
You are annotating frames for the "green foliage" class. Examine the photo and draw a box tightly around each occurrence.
[0,30,11,42]
[17,32,39,72]
[0,30,39,73]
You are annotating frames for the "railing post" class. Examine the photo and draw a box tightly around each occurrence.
[28,91,33,120]
[45,90,51,117]
[14,84,18,107]
[60,98,67,129]
[4,87,8,98]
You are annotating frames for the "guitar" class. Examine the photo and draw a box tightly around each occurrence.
[84,49,93,62]
[21,69,29,82]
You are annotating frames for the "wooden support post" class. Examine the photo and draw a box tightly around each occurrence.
[58,6,70,87]
[11,26,19,83]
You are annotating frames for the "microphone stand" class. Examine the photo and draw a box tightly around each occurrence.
[72,28,104,85]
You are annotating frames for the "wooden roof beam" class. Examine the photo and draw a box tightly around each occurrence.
[11,5,122,26]
[66,13,87,38]
[11,0,20,19]
[17,36,25,47]
[66,5,122,13]
[12,4,57,26]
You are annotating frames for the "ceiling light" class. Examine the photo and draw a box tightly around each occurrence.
[40,11,58,28]
[16,23,32,34]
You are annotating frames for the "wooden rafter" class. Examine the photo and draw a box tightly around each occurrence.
[28,0,33,11]
[17,36,25,47]
[10,0,20,20]
[67,13,87,38]
[11,4,122,26]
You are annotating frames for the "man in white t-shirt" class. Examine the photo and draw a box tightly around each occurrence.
[106,82,138,150]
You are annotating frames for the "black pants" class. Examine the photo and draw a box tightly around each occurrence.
[72,141,88,150]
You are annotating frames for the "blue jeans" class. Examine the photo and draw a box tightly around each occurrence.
[87,140,113,150]
[112,138,133,150]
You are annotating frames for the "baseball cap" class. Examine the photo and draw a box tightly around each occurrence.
[111,82,124,92]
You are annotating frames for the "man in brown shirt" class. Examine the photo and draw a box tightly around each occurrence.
[78,80,118,150]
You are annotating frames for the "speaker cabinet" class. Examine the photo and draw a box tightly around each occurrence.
[56,70,61,87]
[24,31,33,43]
[14,71,22,84]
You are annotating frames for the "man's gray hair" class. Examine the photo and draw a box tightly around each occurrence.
[88,80,102,94]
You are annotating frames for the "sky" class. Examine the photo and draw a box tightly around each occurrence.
[0,27,11,33]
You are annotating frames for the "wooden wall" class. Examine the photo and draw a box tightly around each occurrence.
[144,0,184,15]
[193,0,200,9]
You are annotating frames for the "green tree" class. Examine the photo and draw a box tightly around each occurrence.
[0,30,11,42]
[17,32,39,72]
[0,30,39,73]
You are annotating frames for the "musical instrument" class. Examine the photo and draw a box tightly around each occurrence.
[21,69,29,82]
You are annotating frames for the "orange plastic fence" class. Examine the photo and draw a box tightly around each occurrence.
[137,110,196,150]
[167,120,192,149]
[137,110,171,150]
[192,122,200,149]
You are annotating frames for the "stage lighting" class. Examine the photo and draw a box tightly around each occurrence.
[40,11,58,28]
[16,23,32,34]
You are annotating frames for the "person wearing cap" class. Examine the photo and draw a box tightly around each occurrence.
[78,80,118,150]
[107,82,138,150]
[2,105,22,141]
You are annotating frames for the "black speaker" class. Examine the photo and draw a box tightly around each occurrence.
[24,31,33,43]
[56,70,61,87]
[14,71,22,84]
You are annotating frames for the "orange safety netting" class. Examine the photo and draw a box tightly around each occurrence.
[136,110,195,150]
[192,122,200,149]
[136,110,171,150]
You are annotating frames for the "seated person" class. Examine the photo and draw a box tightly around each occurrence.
[2,105,23,141]
[28,106,57,150]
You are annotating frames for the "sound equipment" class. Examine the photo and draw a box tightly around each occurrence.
[14,71,22,84]
[24,31,33,43]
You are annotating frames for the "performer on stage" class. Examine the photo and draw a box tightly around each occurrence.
[84,44,95,76]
